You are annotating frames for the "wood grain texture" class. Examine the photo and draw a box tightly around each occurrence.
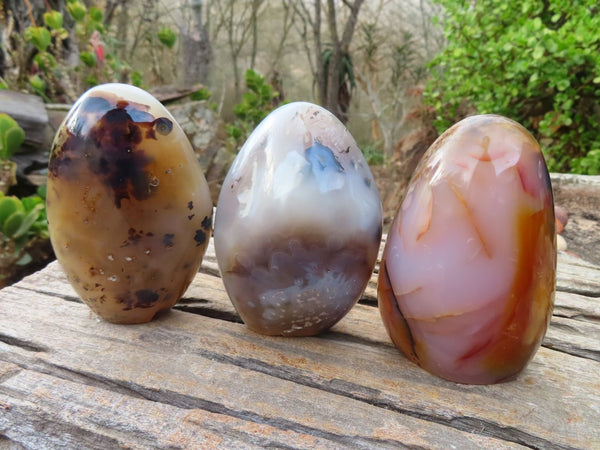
[1,238,599,449]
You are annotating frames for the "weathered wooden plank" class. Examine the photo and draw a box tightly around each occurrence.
[556,252,600,297]
[4,235,600,448]
[0,366,341,449]
[2,276,599,449]
[543,316,600,360]
[553,290,600,323]
[0,291,521,450]
[177,282,600,449]
[18,261,600,363]
[181,271,600,362]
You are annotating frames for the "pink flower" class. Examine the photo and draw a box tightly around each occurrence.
[89,30,105,64]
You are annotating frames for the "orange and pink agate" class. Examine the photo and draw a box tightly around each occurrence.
[378,115,556,384]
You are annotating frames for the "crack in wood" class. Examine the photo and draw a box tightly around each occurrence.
[320,330,394,350]
[199,266,220,277]
[556,285,600,298]
[0,356,148,403]
[446,416,569,450]
[2,340,527,449]
[1,404,141,449]
[0,334,49,353]
[167,345,556,449]
[176,297,210,305]
[1,359,417,449]
[100,386,418,450]
[552,311,600,325]
[0,366,22,385]
[541,342,600,362]
[358,296,378,306]
[172,304,243,323]
[11,286,82,304]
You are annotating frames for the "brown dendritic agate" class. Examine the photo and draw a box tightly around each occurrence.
[47,83,213,324]
[378,115,556,384]
[214,102,383,336]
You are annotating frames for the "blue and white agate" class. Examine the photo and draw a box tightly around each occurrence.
[214,102,382,336]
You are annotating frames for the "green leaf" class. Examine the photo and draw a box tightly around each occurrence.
[53,28,70,41]
[29,74,46,92]
[0,113,25,159]
[3,128,26,158]
[0,196,22,225]
[43,11,64,30]
[12,204,43,238]
[88,6,103,22]
[3,211,25,237]
[157,27,177,49]
[33,52,57,70]
[85,74,98,87]
[532,45,545,59]
[24,26,52,52]
[226,124,242,140]
[190,88,211,101]
[67,2,87,22]
[79,51,96,67]
[529,72,539,84]
[16,252,33,266]
[21,196,43,212]
[557,79,570,91]
[37,185,47,199]
[130,71,143,87]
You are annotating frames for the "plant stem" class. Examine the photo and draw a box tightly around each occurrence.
[23,0,36,26]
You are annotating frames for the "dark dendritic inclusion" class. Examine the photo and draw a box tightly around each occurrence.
[49,95,173,208]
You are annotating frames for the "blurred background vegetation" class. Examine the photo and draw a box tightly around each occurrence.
[0,0,598,283]
[1,0,596,174]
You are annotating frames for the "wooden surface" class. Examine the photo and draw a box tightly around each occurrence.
[1,236,599,449]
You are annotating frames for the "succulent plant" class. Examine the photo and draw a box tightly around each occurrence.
[0,113,25,160]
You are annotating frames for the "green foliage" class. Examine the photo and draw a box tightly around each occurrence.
[66,2,87,23]
[43,11,64,30]
[425,0,600,174]
[0,114,25,160]
[88,6,104,23]
[227,69,281,149]
[130,71,143,87]
[571,149,600,175]
[18,3,150,99]
[361,142,384,166]
[79,51,96,68]
[33,51,57,71]
[6,2,181,102]
[157,27,177,49]
[190,87,212,101]
[0,188,49,270]
[24,26,52,52]
[0,118,49,276]
[28,74,48,101]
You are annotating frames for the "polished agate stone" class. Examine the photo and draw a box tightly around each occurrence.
[47,83,213,324]
[378,115,556,384]
[214,102,382,336]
